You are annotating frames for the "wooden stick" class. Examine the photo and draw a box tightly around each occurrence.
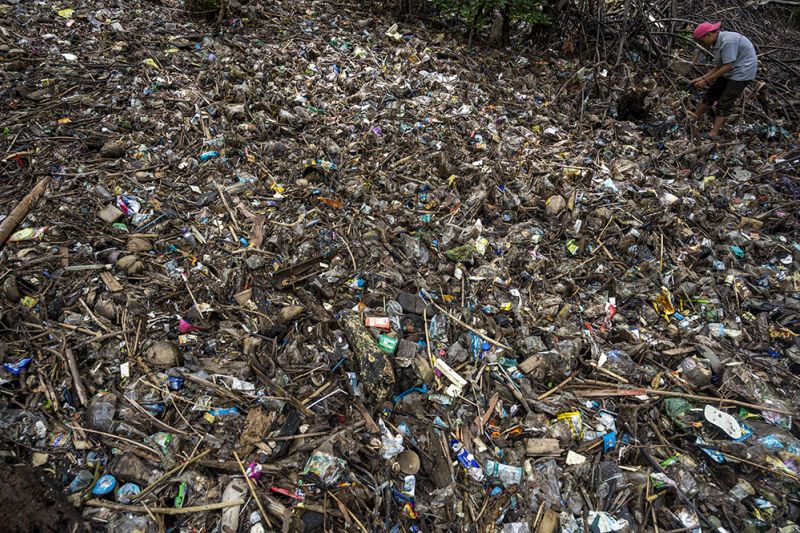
[0,176,50,249]
[326,491,367,533]
[126,396,190,436]
[64,347,88,406]
[214,180,241,232]
[573,387,795,415]
[68,425,161,455]
[340,232,357,271]
[719,451,799,482]
[140,501,160,527]
[85,498,244,514]
[537,373,574,401]
[428,300,512,350]
[587,361,629,384]
[473,392,500,430]
[233,451,272,528]
[78,329,135,346]
[133,449,210,502]
[423,308,442,389]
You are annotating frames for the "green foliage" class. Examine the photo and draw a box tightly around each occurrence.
[185,0,221,13]
[508,0,551,26]
[427,0,551,34]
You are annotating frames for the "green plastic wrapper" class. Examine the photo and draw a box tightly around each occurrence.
[339,314,395,402]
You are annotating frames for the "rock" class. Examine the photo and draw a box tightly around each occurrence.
[100,141,126,158]
[234,288,252,305]
[3,276,21,302]
[25,88,50,101]
[396,339,418,359]
[115,254,145,275]
[98,204,124,223]
[431,151,451,179]
[94,299,117,320]
[326,140,341,155]
[110,453,153,486]
[446,341,468,364]
[278,305,305,323]
[115,255,138,271]
[545,195,566,217]
[397,292,427,315]
[126,237,152,253]
[145,341,182,368]
[246,255,265,270]
[265,141,288,157]
[660,192,679,207]
[670,59,695,77]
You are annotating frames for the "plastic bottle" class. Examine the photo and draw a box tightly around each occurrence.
[450,438,484,482]
[485,460,523,486]
[86,392,117,432]
[220,479,247,533]
[250,511,265,533]
[67,469,93,493]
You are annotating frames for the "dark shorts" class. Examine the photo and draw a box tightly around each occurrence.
[703,78,750,117]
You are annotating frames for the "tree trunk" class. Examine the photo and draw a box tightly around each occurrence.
[488,8,504,47]
[396,0,410,17]
[501,2,512,47]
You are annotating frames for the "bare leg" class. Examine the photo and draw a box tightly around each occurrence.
[708,115,725,138]
[689,102,708,119]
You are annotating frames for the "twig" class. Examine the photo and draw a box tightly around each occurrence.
[537,373,575,401]
[422,308,441,389]
[269,211,307,227]
[340,233,357,271]
[326,491,368,533]
[125,396,190,436]
[719,451,798,481]
[427,300,512,351]
[140,501,160,526]
[182,272,202,317]
[214,180,241,232]
[574,387,795,415]
[78,329,135,346]
[588,361,630,384]
[64,346,88,406]
[85,499,244,514]
[234,451,273,529]
[67,425,161,455]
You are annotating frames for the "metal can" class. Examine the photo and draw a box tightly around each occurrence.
[166,376,184,391]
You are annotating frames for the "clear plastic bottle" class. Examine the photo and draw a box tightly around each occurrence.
[86,392,117,432]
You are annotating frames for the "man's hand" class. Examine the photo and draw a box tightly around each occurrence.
[692,77,708,89]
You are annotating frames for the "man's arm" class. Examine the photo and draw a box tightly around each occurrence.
[692,63,733,88]
[704,63,733,82]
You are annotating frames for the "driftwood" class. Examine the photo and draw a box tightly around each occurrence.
[0,176,50,249]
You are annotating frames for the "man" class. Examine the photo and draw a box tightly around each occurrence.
[689,22,757,139]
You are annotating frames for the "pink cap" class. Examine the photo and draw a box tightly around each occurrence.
[693,21,721,40]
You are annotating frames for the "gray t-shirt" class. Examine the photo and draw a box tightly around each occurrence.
[713,31,757,81]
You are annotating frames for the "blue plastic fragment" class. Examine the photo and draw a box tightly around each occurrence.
[3,357,33,376]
